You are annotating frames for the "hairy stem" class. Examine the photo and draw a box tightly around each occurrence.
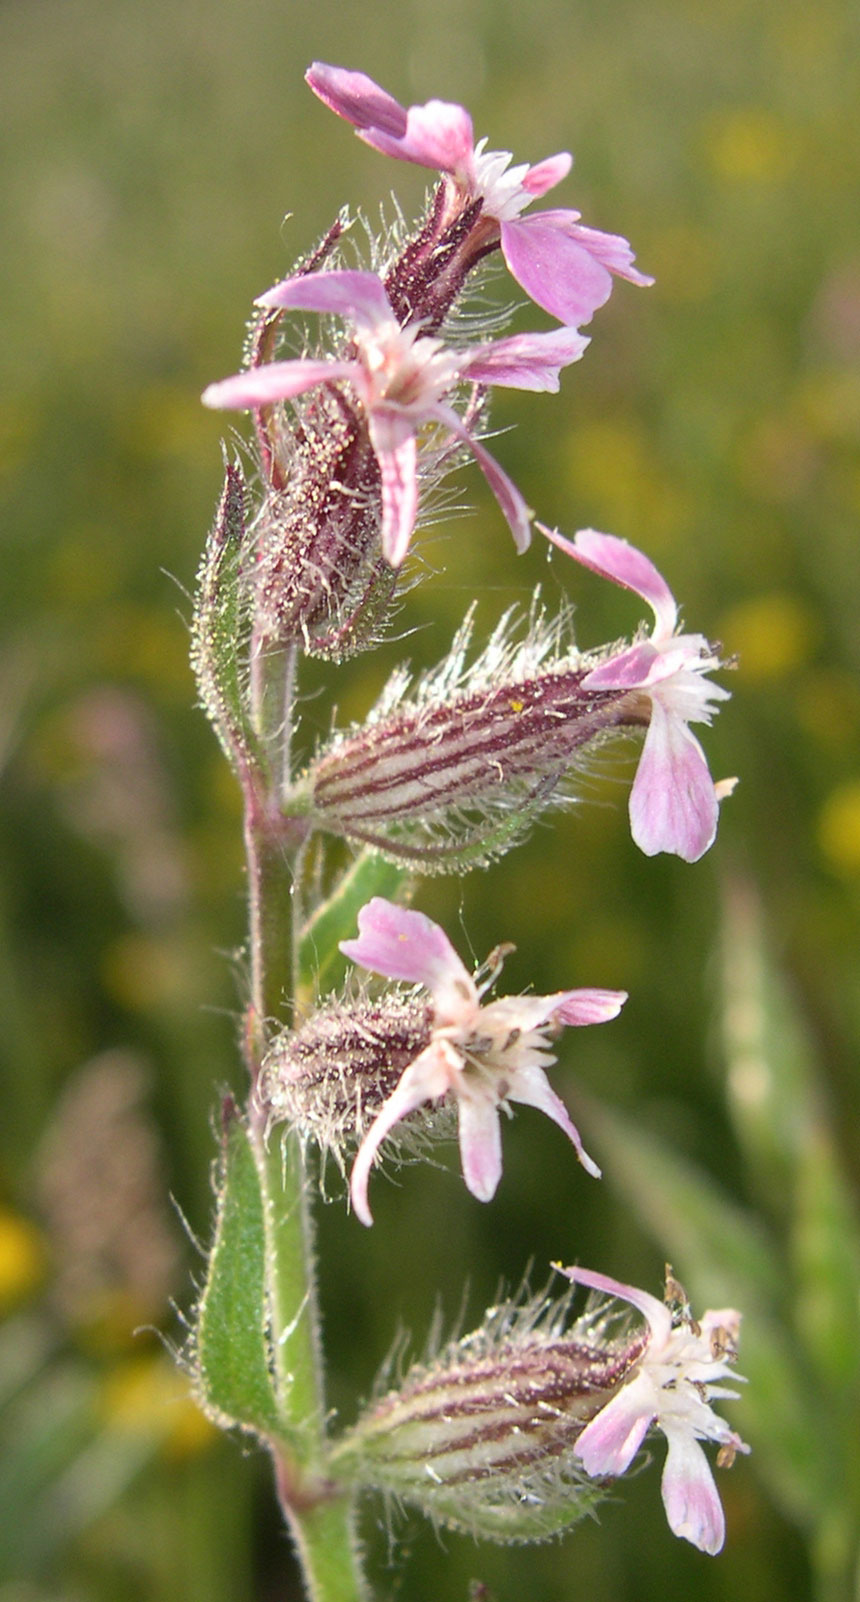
[243,637,366,1602]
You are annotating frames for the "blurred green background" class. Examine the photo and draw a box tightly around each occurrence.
[2,0,860,1597]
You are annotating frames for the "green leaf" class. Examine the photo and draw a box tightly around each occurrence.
[194,1101,280,1435]
[297,849,409,1003]
[719,878,860,1395]
[584,1094,782,1302]
[0,1361,97,1575]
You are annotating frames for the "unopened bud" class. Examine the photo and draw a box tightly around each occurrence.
[191,461,260,773]
[329,1287,645,1542]
[251,388,399,660]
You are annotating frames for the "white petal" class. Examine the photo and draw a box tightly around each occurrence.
[368,409,418,566]
[457,1094,503,1201]
[630,698,720,862]
[660,1421,726,1554]
[506,1064,601,1177]
[349,1043,453,1226]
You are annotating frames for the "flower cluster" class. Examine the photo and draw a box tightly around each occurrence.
[202,63,652,578]
[197,59,747,1580]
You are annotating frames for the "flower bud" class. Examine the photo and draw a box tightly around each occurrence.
[289,606,644,868]
[251,387,399,661]
[329,1286,645,1541]
[191,460,260,772]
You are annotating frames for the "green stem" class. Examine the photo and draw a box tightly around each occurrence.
[243,638,366,1602]
[274,1469,368,1602]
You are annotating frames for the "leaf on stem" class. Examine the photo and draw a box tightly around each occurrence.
[194,1100,280,1435]
[296,849,410,1004]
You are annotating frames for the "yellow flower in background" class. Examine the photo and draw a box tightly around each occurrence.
[818,781,860,878]
[100,1354,216,1460]
[0,1208,45,1313]
[719,594,816,683]
[704,107,797,185]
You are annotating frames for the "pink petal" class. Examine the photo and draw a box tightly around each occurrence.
[540,525,678,639]
[630,699,719,862]
[460,326,589,392]
[359,98,475,172]
[202,358,356,411]
[256,268,393,330]
[505,1064,601,1178]
[349,1044,452,1226]
[574,1370,657,1476]
[700,1309,743,1349]
[367,408,418,566]
[431,403,532,552]
[584,639,712,694]
[559,219,655,288]
[522,152,573,197]
[660,1423,726,1554]
[553,987,628,1026]
[478,986,623,1037]
[339,898,476,1013]
[305,62,408,137]
[560,1266,672,1343]
[500,215,614,324]
[479,994,573,1034]
[457,1095,503,1202]
[581,640,661,692]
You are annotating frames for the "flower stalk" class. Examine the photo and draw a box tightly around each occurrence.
[187,56,745,1602]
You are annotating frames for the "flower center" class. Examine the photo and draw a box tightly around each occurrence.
[358,323,458,408]
[470,139,534,221]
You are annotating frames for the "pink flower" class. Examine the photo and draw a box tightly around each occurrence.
[540,526,731,861]
[203,269,588,566]
[306,64,653,325]
[559,1266,749,1555]
[339,897,626,1224]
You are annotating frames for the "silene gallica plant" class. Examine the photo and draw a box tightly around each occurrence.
[191,62,747,1600]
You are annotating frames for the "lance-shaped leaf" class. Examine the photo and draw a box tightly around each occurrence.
[194,1100,280,1435]
[296,848,410,1004]
[720,878,860,1397]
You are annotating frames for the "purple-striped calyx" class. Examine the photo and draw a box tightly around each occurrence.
[286,601,646,870]
[327,1275,647,1542]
